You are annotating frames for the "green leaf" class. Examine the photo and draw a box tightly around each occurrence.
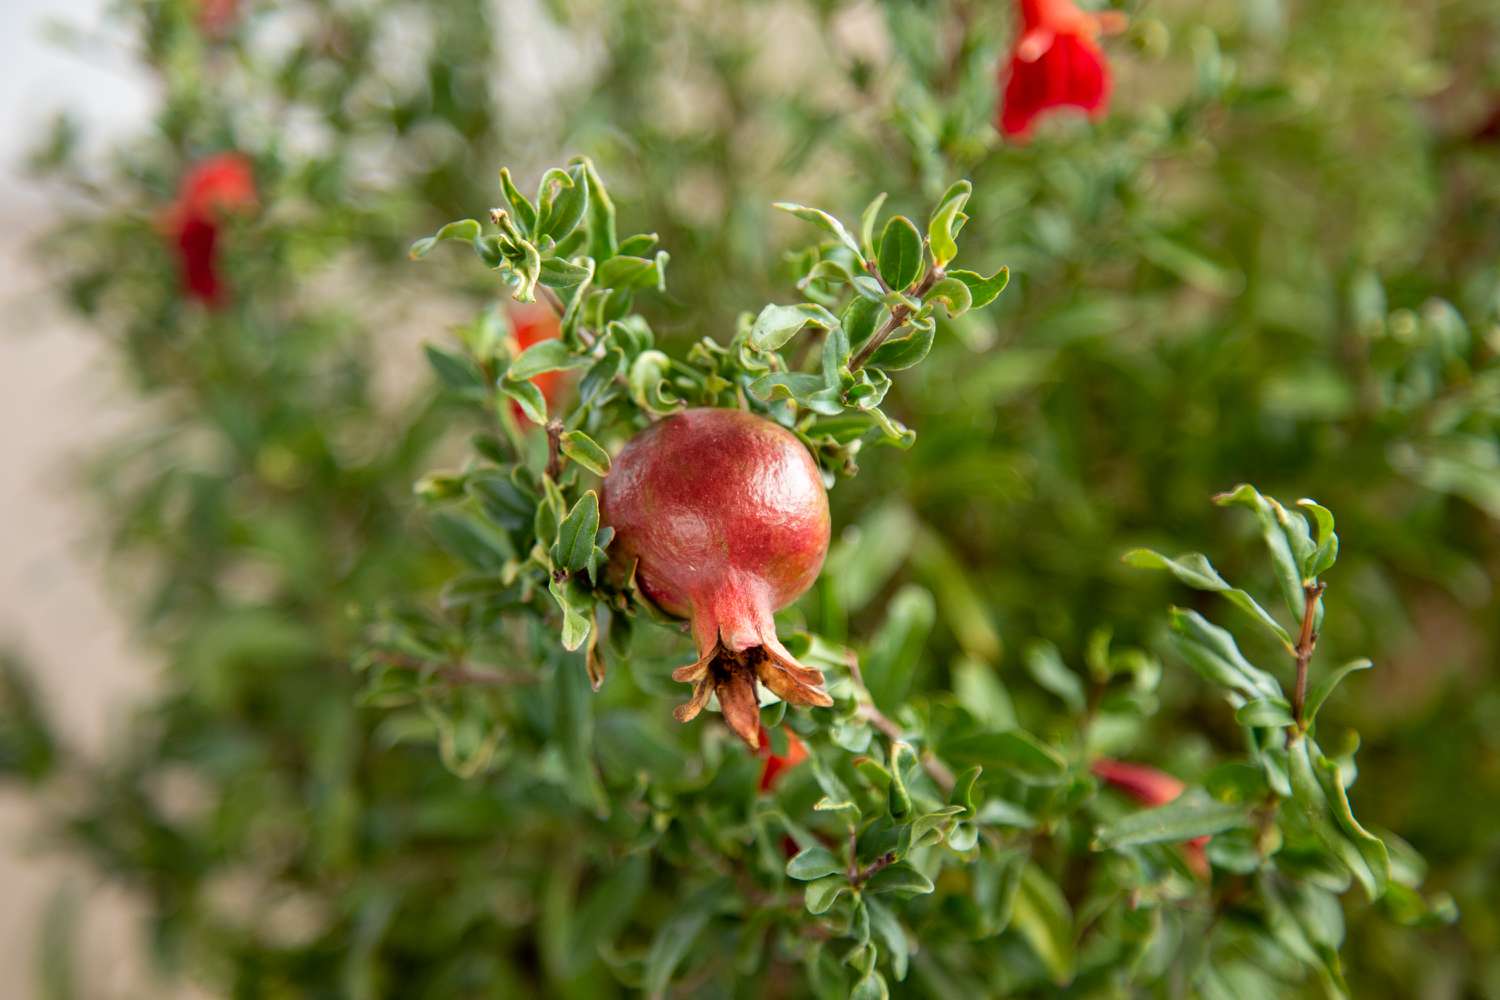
[877,216,924,291]
[1094,794,1250,848]
[949,266,1010,309]
[1215,485,1319,621]
[864,862,933,896]
[553,492,600,574]
[1236,698,1295,728]
[750,302,841,352]
[538,256,592,291]
[508,339,586,382]
[923,276,972,318]
[1166,608,1284,703]
[859,192,888,261]
[949,765,983,820]
[850,970,889,1000]
[597,253,668,291]
[577,157,618,260]
[539,163,588,242]
[775,201,865,261]
[804,875,848,914]
[559,431,610,476]
[1123,549,1292,646]
[927,179,972,268]
[748,372,843,415]
[1304,658,1373,724]
[423,344,486,395]
[1022,640,1085,713]
[861,585,934,712]
[867,323,935,371]
[787,846,842,881]
[554,640,607,816]
[865,899,909,981]
[643,882,723,999]
[409,218,482,259]
[564,854,647,974]
[1297,498,1340,578]
[514,239,542,302]
[952,656,1016,729]
[499,168,536,235]
[887,742,914,820]
[944,729,1066,783]
[500,379,546,425]
[1011,862,1073,986]
[549,577,593,651]
[1287,737,1389,900]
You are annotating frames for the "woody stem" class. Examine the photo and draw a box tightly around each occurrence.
[1290,582,1327,730]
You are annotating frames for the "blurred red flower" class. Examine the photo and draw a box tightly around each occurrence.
[194,0,239,39]
[998,0,1125,140]
[164,154,257,308]
[508,302,566,423]
[1092,757,1210,878]
[756,725,808,792]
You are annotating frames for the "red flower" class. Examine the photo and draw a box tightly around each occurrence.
[164,154,257,308]
[998,0,1126,140]
[1092,757,1210,878]
[756,725,808,792]
[194,0,240,39]
[508,303,566,423]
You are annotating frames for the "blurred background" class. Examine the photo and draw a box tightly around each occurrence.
[0,1,157,993]
[2,0,1498,996]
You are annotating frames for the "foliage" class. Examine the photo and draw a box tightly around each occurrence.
[7,0,1500,996]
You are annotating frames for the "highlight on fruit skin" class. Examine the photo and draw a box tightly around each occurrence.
[600,407,834,749]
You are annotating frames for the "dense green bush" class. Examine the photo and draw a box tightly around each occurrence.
[6,0,1498,996]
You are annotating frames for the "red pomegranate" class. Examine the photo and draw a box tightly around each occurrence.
[601,408,833,748]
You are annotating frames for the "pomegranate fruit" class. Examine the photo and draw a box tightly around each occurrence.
[601,408,833,748]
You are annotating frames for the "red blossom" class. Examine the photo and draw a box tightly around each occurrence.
[164,154,257,308]
[756,725,808,792]
[194,0,240,39]
[1092,757,1210,878]
[508,303,567,423]
[998,0,1125,140]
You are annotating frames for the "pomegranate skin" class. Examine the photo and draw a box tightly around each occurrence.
[601,408,833,747]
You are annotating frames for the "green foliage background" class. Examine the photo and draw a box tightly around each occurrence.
[5,0,1500,996]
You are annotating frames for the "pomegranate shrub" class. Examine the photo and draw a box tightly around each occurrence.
[359,159,1452,997]
[9,0,1493,996]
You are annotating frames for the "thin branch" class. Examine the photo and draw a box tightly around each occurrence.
[849,264,944,371]
[846,652,957,793]
[1290,582,1327,730]
[535,283,598,349]
[372,651,536,687]
[545,419,565,480]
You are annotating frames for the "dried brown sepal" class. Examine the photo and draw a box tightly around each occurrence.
[671,644,833,749]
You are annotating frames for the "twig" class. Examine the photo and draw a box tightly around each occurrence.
[849,265,944,371]
[373,651,535,687]
[846,652,957,793]
[545,419,565,479]
[1290,582,1327,731]
[535,283,598,349]
[853,850,898,887]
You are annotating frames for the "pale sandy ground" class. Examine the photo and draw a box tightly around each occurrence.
[0,2,189,996]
